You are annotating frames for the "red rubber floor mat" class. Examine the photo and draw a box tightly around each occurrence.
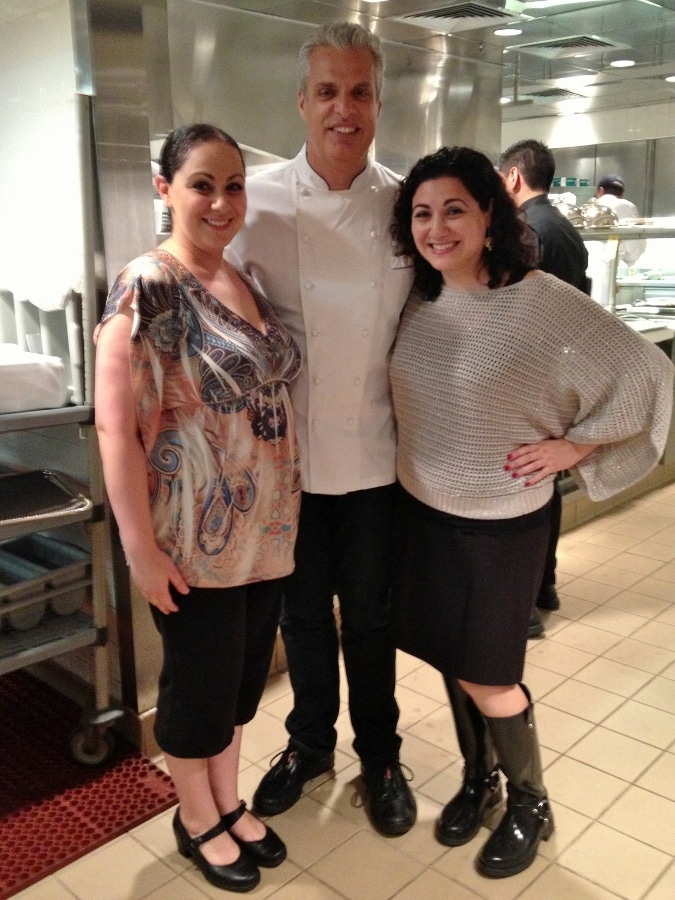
[0,670,177,899]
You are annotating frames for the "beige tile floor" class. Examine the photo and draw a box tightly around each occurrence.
[15,482,675,900]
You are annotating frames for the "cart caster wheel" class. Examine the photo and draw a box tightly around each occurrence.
[69,727,114,766]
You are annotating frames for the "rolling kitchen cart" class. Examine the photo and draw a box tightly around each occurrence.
[0,407,123,765]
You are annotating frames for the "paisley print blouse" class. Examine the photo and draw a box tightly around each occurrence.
[99,249,302,588]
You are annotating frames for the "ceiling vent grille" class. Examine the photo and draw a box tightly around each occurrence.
[393,2,531,34]
[507,35,628,59]
[527,87,586,100]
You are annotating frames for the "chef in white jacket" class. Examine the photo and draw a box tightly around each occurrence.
[595,173,646,268]
[227,21,416,837]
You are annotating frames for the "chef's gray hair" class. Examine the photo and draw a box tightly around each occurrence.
[297,21,384,100]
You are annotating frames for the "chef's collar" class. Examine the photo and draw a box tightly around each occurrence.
[295,144,374,192]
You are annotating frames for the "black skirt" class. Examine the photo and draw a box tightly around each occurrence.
[392,484,551,685]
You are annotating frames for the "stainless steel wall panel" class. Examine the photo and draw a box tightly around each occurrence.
[650,138,675,216]
[595,141,650,214]
[88,0,155,284]
[168,0,503,174]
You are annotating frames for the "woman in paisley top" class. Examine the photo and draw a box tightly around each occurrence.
[94,124,301,893]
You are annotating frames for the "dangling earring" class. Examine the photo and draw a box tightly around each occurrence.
[484,230,493,252]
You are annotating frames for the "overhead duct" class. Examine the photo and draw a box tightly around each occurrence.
[526,87,587,100]
[506,35,629,59]
[392,2,532,34]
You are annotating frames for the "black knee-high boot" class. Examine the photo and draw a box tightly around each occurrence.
[477,685,554,878]
[435,677,503,847]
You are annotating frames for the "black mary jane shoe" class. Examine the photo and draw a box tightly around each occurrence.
[172,808,260,892]
[222,800,287,868]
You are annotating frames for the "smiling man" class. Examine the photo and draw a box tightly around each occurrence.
[227,21,416,836]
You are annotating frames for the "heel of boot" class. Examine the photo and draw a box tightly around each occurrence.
[540,803,554,841]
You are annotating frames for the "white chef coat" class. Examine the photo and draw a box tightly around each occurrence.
[227,147,413,494]
[598,194,646,266]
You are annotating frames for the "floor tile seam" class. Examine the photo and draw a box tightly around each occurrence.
[390,740,462,802]
[625,686,675,718]
[574,606,656,633]
[131,871,193,900]
[571,650,664,689]
[594,677,675,723]
[599,640,675,675]
[622,572,675,595]
[592,810,675,865]
[579,567,665,591]
[50,874,80,899]
[604,526,675,544]
[290,808,405,879]
[586,558,670,580]
[550,855,634,900]
[561,544,625,562]
[270,869,352,900]
[594,710,675,751]
[541,669,653,707]
[630,627,675,653]
[427,850,539,900]
[391,866,486,900]
[413,777,459,805]
[537,696,629,736]
[601,593,674,617]
[639,865,675,900]
[555,581,622,602]
[562,726,666,783]
[546,613,635,642]
[608,762,675,805]
[395,680,449,706]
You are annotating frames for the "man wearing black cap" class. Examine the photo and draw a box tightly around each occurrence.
[595,174,646,267]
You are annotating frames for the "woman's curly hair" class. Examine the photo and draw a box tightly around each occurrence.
[392,146,536,301]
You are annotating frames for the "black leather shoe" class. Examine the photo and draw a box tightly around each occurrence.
[435,767,502,847]
[528,608,544,638]
[536,585,560,611]
[476,796,554,878]
[362,760,417,836]
[172,808,260,892]
[221,800,287,868]
[253,744,335,816]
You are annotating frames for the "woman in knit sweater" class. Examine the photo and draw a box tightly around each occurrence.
[389,146,673,879]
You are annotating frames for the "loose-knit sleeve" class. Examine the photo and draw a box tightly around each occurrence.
[548,288,674,500]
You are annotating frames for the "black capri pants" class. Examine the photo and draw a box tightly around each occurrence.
[392,485,551,686]
[150,579,281,758]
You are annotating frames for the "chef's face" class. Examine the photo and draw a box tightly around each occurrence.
[298,46,381,187]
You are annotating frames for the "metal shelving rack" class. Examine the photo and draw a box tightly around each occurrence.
[0,404,123,763]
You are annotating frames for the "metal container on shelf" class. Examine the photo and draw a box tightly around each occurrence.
[551,196,586,227]
[0,548,47,630]
[1,534,90,616]
[580,200,619,228]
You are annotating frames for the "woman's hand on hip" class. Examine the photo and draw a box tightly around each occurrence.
[505,438,599,486]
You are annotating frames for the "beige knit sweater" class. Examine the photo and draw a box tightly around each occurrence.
[390,272,674,519]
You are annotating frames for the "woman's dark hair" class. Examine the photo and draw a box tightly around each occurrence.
[158,123,244,182]
[392,146,536,301]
